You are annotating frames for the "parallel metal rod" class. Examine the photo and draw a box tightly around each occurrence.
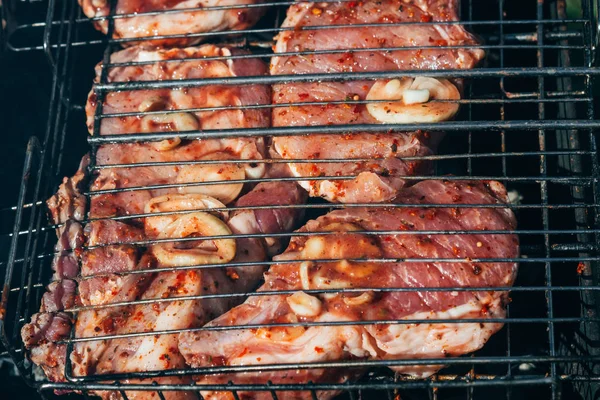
[10,29,585,53]
[101,44,587,69]
[2,200,597,226]
[71,227,600,248]
[39,377,556,392]
[92,68,600,93]
[82,175,596,198]
[102,20,591,45]
[3,254,596,271]
[90,150,596,170]
[534,2,558,397]
[46,356,600,383]
[5,200,600,240]
[63,287,600,314]
[87,120,600,144]
[95,98,592,120]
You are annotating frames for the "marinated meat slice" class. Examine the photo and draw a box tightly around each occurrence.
[86,45,270,211]
[23,43,284,398]
[80,178,306,400]
[86,45,270,137]
[47,156,88,280]
[51,221,85,280]
[179,180,519,400]
[21,157,89,385]
[22,312,72,383]
[271,0,484,76]
[270,0,484,203]
[272,132,435,203]
[40,280,77,313]
[46,155,88,226]
[78,0,267,48]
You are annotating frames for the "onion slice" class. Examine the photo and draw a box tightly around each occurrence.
[366,77,460,123]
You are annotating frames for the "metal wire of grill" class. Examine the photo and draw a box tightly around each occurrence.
[1,0,600,399]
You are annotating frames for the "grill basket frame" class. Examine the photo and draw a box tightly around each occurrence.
[2,0,600,399]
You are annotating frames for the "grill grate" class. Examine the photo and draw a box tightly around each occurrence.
[2,0,600,399]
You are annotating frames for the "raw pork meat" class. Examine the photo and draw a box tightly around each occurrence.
[271,0,484,202]
[179,179,519,400]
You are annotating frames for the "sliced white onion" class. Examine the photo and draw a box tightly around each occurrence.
[301,237,326,259]
[255,313,305,342]
[343,291,375,306]
[244,162,266,179]
[140,112,199,152]
[176,153,245,205]
[151,212,236,267]
[287,291,322,317]
[403,89,430,105]
[366,77,460,123]
[144,194,228,237]
[299,261,312,291]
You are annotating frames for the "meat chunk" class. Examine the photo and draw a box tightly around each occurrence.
[22,312,72,383]
[87,45,271,211]
[78,0,267,48]
[271,0,484,203]
[87,45,269,137]
[23,43,304,399]
[20,157,89,384]
[75,177,306,400]
[178,180,519,400]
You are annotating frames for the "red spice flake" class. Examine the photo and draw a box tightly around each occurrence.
[577,262,586,275]
[298,93,310,100]
[348,1,357,7]
[314,346,325,353]
[421,14,433,23]
[226,269,240,280]
[102,317,115,332]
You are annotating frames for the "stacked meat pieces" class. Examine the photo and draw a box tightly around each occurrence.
[180,180,519,399]
[175,1,516,399]
[22,45,306,400]
[271,0,484,203]
[78,0,268,47]
[21,1,520,400]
